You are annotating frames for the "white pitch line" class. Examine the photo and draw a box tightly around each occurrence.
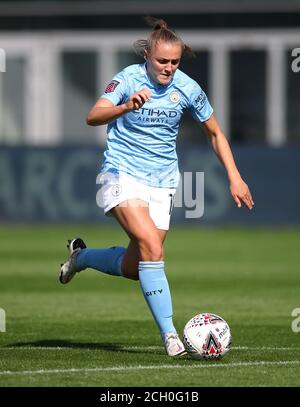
[0,346,163,351]
[0,360,300,377]
[1,345,300,351]
[232,346,300,351]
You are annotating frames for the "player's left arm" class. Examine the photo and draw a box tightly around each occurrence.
[202,113,254,210]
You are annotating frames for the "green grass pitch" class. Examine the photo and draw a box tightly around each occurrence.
[0,225,299,387]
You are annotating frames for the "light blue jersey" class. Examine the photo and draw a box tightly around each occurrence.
[100,63,213,188]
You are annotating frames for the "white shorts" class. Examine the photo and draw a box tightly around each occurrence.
[97,173,176,230]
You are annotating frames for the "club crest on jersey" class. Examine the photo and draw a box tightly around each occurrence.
[169,90,180,103]
[105,80,120,93]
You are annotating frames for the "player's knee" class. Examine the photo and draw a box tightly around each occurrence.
[139,238,163,262]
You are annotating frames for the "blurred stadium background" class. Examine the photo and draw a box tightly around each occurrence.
[0,0,299,225]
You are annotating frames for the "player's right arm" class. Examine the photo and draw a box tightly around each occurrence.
[86,88,151,126]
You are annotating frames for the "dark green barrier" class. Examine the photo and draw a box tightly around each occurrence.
[0,146,299,225]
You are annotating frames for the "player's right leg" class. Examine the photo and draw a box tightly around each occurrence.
[59,173,145,284]
[59,239,126,284]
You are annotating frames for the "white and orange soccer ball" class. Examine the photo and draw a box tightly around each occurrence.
[183,313,232,359]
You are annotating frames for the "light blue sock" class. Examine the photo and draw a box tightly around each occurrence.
[138,261,176,336]
[76,246,126,276]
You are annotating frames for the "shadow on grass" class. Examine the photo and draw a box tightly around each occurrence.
[5,339,162,354]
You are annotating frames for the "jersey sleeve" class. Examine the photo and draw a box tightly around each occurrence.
[100,70,128,105]
[188,82,213,122]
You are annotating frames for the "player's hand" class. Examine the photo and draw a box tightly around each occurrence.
[230,177,254,210]
[125,88,151,111]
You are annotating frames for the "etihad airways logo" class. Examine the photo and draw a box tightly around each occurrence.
[134,108,178,118]
[130,108,179,124]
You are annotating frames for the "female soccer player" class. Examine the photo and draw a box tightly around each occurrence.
[59,17,254,357]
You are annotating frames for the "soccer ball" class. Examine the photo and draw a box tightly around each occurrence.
[183,312,232,359]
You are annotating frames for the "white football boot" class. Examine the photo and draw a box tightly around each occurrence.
[59,238,87,284]
[163,333,187,357]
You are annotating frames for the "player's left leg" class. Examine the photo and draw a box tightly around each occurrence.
[120,229,168,280]
[112,196,185,356]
